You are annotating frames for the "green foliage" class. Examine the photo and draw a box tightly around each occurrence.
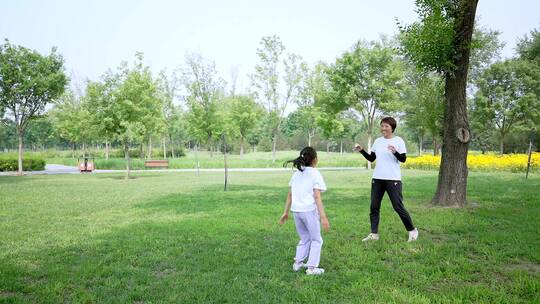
[517,27,540,62]
[326,40,404,145]
[468,26,505,83]
[251,35,284,110]
[0,40,67,127]
[114,55,161,145]
[182,53,224,145]
[251,36,310,159]
[0,154,45,171]
[473,59,540,152]
[403,68,444,149]
[49,90,94,147]
[85,72,118,144]
[397,0,457,73]
[0,39,67,173]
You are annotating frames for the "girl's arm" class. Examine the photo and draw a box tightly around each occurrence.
[278,191,292,224]
[314,189,330,231]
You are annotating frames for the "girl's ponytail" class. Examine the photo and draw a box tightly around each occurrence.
[284,147,317,172]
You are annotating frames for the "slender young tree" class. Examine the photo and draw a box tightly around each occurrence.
[0,40,67,174]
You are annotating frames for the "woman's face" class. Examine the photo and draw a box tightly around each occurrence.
[380,122,393,137]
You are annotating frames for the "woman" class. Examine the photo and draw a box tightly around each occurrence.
[353,117,418,242]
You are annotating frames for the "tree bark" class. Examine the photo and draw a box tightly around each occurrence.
[195,143,200,176]
[367,133,373,170]
[240,136,245,159]
[419,134,424,156]
[272,135,277,163]
[526,135,533,179]
[499,133,505,155]
[432,0,478,207]
[162,137,167,159]
[17,129,24,175]
[170,136,175,159]
[148,137,152,159]
[124,141,131,180]
[105,140,109,160]
[223,135,228,191]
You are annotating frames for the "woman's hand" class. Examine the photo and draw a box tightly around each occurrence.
[353,143,363,152]
[387,145,397,153]
[321,216,330,231]
[278,213,289,225]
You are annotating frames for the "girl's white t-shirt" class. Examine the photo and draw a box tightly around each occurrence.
[371,136,407,181]
[288,167,327,212]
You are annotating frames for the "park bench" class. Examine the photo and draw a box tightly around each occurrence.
[144,159,169,169]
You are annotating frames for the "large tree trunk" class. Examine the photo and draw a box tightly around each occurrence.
[17,129,24,175]
[105,140,109,160]
[124,141,131,180]
[432,0,478,207]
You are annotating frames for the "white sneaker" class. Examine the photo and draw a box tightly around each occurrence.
[362,233,380,242]
[293,261,306,272]
[408,228,419,242]
[306,267,325,275]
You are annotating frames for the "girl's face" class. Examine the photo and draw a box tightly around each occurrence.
[380,122,393,138]
[311,157,318,167]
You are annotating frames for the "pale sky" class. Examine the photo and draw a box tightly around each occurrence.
[1,0,539,94]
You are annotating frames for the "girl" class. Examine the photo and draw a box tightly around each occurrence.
[279,147,329,275]
[353,117,419,242]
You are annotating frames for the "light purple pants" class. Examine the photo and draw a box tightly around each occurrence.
[293,209,323,268]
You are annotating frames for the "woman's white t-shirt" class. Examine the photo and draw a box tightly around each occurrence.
[288,167,327,212]
[371,136,407,181]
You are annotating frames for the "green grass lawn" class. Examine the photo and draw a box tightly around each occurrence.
[44,150,367,170]
[1,170,539,303]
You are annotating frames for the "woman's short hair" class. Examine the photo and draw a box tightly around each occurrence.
[380,117,397,132]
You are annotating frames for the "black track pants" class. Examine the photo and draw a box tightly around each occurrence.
[370,179,415,233]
